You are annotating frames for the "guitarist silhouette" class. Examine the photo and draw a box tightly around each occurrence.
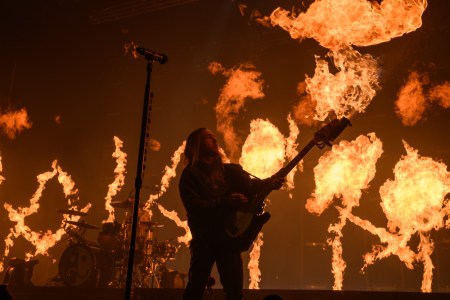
[179,128,284,300]
[178,119,350,300]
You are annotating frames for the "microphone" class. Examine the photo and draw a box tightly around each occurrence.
[135,46,168,64]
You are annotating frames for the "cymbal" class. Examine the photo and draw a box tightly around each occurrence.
[110,198,133,208]
[64,220,100,230]
[56,208,87,216]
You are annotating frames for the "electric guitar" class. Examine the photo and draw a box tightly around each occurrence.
[225,117,352,251]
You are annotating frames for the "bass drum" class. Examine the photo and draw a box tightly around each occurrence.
[58,243,114,287]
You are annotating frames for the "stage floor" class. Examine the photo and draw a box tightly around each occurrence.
[2,286,449,300]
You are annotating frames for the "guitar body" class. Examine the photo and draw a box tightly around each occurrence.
[224,209,271,251]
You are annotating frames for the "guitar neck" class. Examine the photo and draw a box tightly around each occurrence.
[277,140,316,178]
[249,139,316,211]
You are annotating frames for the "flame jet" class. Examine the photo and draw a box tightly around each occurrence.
[2,161,90,272]
[306,133,383,289]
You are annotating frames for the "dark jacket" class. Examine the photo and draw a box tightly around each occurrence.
[179,162,265,244]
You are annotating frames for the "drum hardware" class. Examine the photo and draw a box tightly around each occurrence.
[64,220,100,230]
[139,221,164,229]
[56,208,88,216]
[110,198,134,209]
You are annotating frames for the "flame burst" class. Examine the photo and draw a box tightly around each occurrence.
[0,107,32,139]
[240,119,286,178]
[395,70,450,126]
[269,0,428,49]
[306,133,383,289]
[104,136,128,223]
[269,0,427,121]
[209,61,265,161]
[305,48,380,120]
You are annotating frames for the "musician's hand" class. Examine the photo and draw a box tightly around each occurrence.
[225,193,249,210]
[269,175,285,190]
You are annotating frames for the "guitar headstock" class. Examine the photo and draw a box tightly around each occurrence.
[313,117,352,149]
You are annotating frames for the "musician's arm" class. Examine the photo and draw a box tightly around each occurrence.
[179,166,244,211]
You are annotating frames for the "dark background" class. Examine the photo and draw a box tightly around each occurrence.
[0,0,449,292]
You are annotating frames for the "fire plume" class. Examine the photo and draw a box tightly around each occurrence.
[380,141,449,235]
[143,141,185,216]
[0,107,32,139]
[2,160,90,272]
[269,0,427,121]
[157,204,191,246]
[269,0,427,50]
[210,62,265,161]
[395,70,450,126]
[306,133,383,289]
[248,232,264,289]
[306,133,383,215]
[104,136,128,223]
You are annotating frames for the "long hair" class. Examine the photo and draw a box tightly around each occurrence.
[184,127,206,167]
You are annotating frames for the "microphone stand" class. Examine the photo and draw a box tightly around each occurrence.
[124,58,155,300]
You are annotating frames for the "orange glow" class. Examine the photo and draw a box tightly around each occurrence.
[54,115,62,124]
[210,62,265,161]
[0,107,32,139]
[143,142,186,241]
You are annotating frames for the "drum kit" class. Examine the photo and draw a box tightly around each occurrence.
[53,200,180,289]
